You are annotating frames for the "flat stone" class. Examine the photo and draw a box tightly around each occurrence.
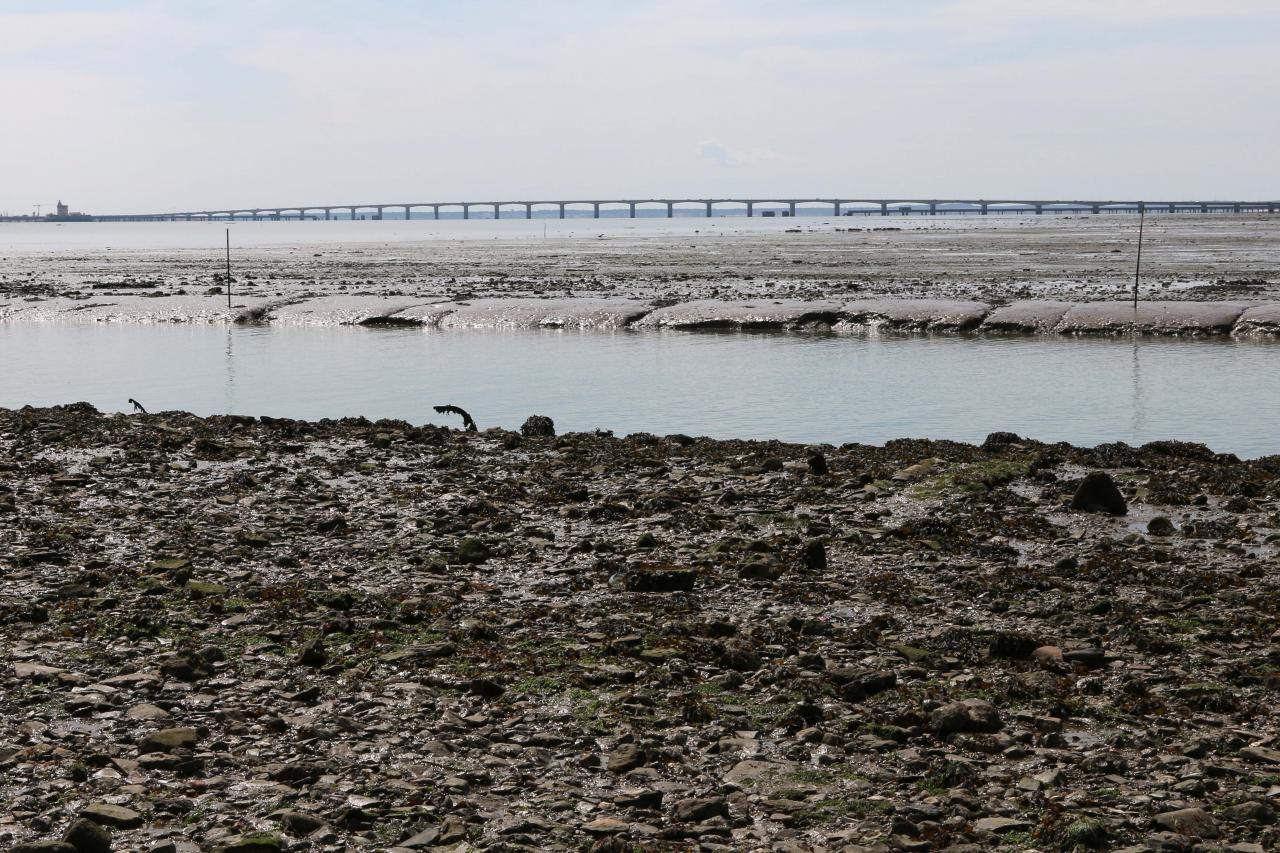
[1153,807,1218,838]
[974,817,1032,833]
[81,803,144,829]
[215,833,283,853]
[723,759,793,787]
[1240,745,1280,765]
[582,817,630,834]
[14,662,66,680]
[138,727,199,754]
[125,703,170,721]
[673,797,728,822]
[397,827,439,848]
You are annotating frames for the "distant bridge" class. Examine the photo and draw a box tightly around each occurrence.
[7,197,1280,223]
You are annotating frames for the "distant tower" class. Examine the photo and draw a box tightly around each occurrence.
[56,201,69,217]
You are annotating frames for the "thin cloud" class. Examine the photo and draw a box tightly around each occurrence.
[698,141,782,168]
[0,9,153,57]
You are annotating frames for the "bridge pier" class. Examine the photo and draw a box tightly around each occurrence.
[1034,204,1043,215]
[323,208,331,220]
[404,205,412,221]
[881,203,889,216]
[493,203,500,220]
[376,206,384,220]
[832,199,841,216]
[350,207,359,220]
[666,202,674,218]
[559,203,565,219]
[788,202,797,217]
[432,205,439,220]
[463,204,470,220]
[747,202,754,217]
[628,202,636,219]
[705,201,712,218]
[593,203,600,219]
[525,204,532,219]
[981,203,989,215]
[929,202,937,216]
[1234,204,1242,213]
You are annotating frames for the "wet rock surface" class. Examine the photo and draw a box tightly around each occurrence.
[2,405,1280,849]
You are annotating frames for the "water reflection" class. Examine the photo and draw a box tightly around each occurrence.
[1131,336,1146,439]
[224,325,236,414]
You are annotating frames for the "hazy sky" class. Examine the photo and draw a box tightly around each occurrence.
[2,0,1278,214]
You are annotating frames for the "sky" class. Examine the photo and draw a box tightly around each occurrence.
[1,0,1278,214]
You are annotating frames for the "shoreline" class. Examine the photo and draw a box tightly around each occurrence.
[7,295,1280,338]
[3,404,1278,851]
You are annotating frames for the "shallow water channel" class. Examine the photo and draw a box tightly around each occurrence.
[3,324,1278,457]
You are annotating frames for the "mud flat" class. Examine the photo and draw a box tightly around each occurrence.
[3,404,1280,851]
[8,292,1280,338]
[3,215,1277,309]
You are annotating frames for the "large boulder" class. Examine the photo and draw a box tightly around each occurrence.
[1070,472,1127,515]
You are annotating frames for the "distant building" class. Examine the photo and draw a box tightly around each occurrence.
[44,201,91,222]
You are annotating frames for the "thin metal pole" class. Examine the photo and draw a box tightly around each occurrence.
[1133,203,1145,313]
[225,228,232,309]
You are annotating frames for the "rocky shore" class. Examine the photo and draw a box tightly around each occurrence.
[3,405,1279,852]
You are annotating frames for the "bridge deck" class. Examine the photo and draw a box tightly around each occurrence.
[7,198,1278,223]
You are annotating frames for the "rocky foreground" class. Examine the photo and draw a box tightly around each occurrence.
[2,405,1279,852]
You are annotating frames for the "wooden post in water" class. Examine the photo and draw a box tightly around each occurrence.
[225,228,232,310]
[1133,203,1145,314]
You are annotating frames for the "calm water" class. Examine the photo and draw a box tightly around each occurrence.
[2,324,1278,456]
[0,214,1069,253]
